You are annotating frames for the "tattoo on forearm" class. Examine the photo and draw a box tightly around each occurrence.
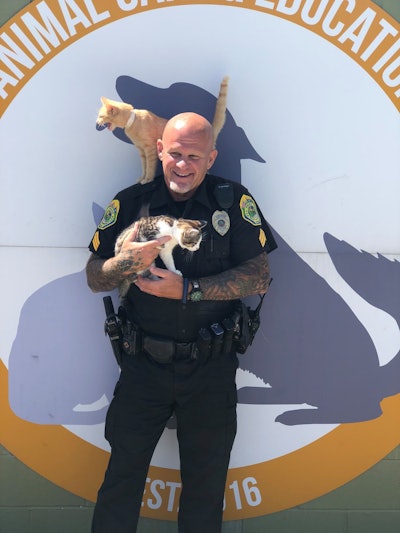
[86,247,151,293]
[200,252,271,300]
[85,255,121,292]
[85,255,115,292]
[116,257,144,274]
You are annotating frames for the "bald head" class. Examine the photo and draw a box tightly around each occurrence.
[162,112,214,150]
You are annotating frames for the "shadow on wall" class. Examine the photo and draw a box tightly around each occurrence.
[8,77,400,426]
[240,231,400,425]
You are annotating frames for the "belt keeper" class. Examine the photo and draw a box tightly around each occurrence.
[182,277,189,304]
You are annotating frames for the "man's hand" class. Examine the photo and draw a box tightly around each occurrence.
[135,267,183,300]
[116,224,172,277]
[86,229,172,293]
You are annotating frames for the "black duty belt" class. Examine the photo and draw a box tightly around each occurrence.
[104,295,265,367]
[142,334,199,364]
[121,322,237,364]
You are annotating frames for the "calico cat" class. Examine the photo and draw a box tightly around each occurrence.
[96,76,229,184]
[115,215,206,298]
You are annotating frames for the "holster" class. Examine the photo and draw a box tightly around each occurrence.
[103,296,123,366]
[232,294,265,354]
[118,306,141,356]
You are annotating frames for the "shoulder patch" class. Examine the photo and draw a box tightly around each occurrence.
[98,199,120,230]
[240,194,261,226]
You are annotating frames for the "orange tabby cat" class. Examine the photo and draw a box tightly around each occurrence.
[96,76,229,184]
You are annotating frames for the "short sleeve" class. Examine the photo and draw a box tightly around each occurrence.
[88,198,123,259]
[229,189,276,264]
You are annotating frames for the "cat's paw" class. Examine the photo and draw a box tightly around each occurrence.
[174,270,182,277]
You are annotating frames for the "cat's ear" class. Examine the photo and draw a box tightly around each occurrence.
[101,97,116,115]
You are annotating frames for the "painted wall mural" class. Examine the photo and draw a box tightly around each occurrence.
[0,0,399,521]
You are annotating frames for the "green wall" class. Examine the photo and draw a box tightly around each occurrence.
[1,1,400,531]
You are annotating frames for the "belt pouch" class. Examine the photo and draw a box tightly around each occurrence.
[210,323,224,358]
[143,335,174,364]
[221,317,235,355]
[196,328,212,361]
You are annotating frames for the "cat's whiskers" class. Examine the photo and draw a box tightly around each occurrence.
[199,230,209,244]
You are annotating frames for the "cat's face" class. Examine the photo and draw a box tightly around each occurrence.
[96,97,133,131]
[176,219,207,251]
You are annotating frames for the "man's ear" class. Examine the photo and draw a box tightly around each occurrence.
[207,149,218,169]
[157,140,163,159]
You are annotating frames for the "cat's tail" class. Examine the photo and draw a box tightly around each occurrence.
[212,76,229,144]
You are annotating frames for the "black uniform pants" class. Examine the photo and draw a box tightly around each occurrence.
[91,349,238,533]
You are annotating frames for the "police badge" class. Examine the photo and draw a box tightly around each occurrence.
[212,210,230,236]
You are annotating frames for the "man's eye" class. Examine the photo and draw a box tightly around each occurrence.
[189,155,200,160]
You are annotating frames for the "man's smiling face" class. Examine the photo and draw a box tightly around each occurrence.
[157,113,218,201]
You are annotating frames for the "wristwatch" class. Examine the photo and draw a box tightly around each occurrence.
[188,280,203,302]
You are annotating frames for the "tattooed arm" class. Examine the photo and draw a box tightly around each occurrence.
[86,227,172,293]
[199,251,271,300]
[86,253,133,293]
[135,251,271,300]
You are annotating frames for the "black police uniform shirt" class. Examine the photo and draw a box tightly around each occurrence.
[89,174,274,342]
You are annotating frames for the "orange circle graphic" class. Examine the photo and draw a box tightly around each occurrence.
[2,362,400,520]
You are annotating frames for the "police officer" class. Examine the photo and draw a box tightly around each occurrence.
[86,112,274,532]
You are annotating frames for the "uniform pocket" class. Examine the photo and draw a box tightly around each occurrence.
[186,388,237,429]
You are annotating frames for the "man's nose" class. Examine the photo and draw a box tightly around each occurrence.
[176,158,188,168]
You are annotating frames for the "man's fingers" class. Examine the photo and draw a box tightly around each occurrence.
[125,223,139,242]
[140,235,171,251]
[157,235,172,246]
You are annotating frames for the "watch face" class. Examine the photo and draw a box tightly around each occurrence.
[190,290,203,302]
